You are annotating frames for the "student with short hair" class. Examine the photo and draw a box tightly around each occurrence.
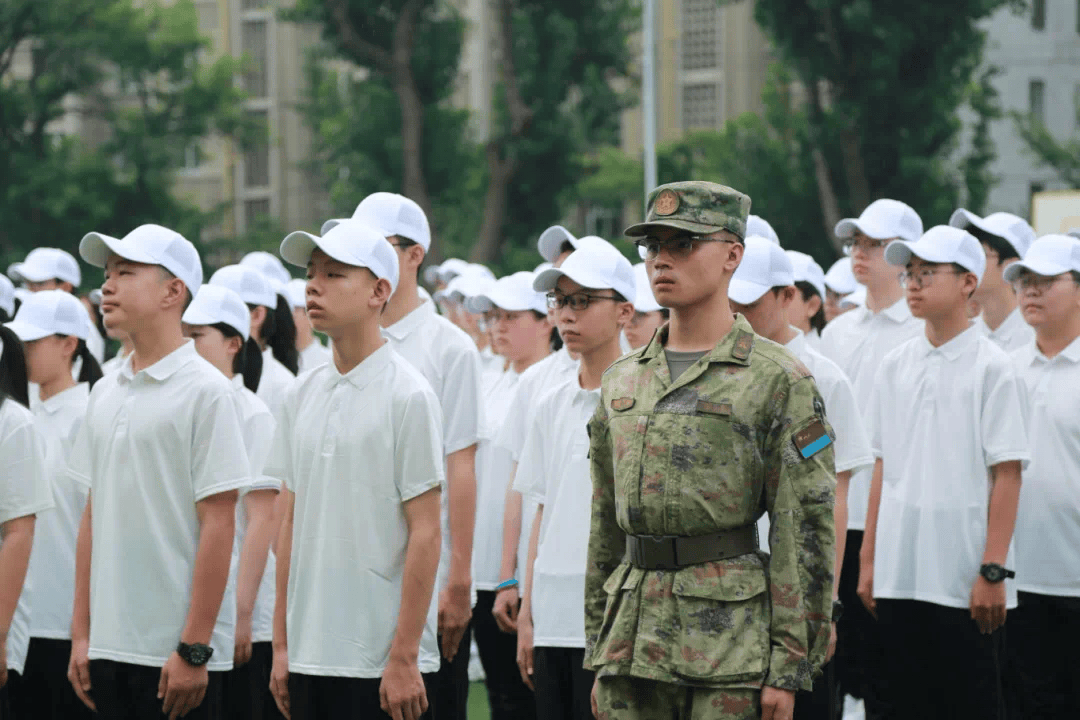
[285,279,330,374]
[624,263,667,350]
[67,224,253,720]
[1002,235,1080,718]
[516,245,636,720]
[269,221,444,720]
[463,272,551,720]
[860,226,1028,719]
[820,200,925,717]
[5,291,101,720]
[729,238,874,720]
[0,327,51,719]
[949,209,1036,351]
[785,251,827,350]
[326,193,483,720]
[181,285,281,720]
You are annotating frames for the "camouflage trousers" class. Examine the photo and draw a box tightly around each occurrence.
[596,676,760,720]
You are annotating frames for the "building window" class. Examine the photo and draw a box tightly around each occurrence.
[183,143,200,169]
[242,0,268,9]
[1029,80,1046,125]
[245,199,271,228]
[1032,0,1045,29]
[241,19,269,98]
[682,82,718,130]
[243,111,270,188]
[682,0,719,71]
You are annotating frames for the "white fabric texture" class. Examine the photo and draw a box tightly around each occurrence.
[976,308,1034,353]
[473,367,521,590]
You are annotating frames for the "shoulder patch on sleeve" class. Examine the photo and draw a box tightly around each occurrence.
[732,330,754,360]
[611,397,635,411]
[792,417,832,460]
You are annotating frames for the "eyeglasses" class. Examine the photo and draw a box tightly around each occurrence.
[546,292,620,311]
[843,237,889,255]
[634,233,740,261]
[897,267,964,289]
[488,309,525,324]
[1011,274,1077,294]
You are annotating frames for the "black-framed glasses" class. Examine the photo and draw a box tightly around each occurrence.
[634,233,740,261]
[898,267,964,289]
[843,237,889,255]
[1011,273,1076,294]
[546,292,620,311]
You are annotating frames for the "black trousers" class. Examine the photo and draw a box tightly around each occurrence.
[532,646,594,720]
[0,670,21,720]
[88,660,225,720]
[10,638,94,720]
[834,530,889,719]
[794,659,841,720]
[222,642,284,720]
[288,671,437,720]
[433,627,471,720]
[876,599,1005,720]
[1006,591,1080,719]
[472,590,535,720]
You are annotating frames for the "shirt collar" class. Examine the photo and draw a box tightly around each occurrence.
[325,341,394,392]
[381,297,436,341]
[231,374,245,391]
[919,322,979,361]
[880,296,912,323]
[638,314,757,367]
[1030,335,1080,365]
[992,307,1026,339]
[39,382,89,415]
[120,340,198,383]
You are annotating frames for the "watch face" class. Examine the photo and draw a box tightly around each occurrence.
[984,565,1003,582]
[191,645,213,664]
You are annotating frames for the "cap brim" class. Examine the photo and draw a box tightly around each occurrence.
[883,239,955,268]
[423,266,441,285]
[320,218,347,236]
[624,218,725,238]
[5,320,52,342]
[728,277,771,305]
[10,262,57,283]
[834,217,899,241]
[537,226,575,262]
[281,232,332,268]
[79,232,157,269]
[464,295,493,313]
[1002,258,1072,283]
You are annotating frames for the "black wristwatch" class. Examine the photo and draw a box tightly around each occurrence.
[979,563,1015,584]
[831,599,844,623]
[176,642,214,666]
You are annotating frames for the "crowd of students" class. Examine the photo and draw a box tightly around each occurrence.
[0,190,1076,720]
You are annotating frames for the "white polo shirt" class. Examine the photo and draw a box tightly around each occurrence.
[0,399,51,675]
[227,377,279,644]
[977,308,1034,353]
[867,325,1029,609]
[494,348,579,580]
[266,342,444,677]
[1012,336,1080,597]
[68,342,252,671]
[514,376,599,648]
[759,331,874,550]
[383,298,483,593]
[26,383,90,640]
[473,367,521,591]
[297,341,331,374]
[821,297,924,529]
[257,348,295,420]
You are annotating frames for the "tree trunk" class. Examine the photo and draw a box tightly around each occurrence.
[806,78,844,254]
[839,121,871,214]
[470,146,514,263]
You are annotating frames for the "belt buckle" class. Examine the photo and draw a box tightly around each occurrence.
[640,535,678,570]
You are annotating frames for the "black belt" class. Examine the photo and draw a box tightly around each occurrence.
[624,526,759,570]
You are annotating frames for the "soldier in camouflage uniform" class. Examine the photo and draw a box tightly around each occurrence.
[584,182,836,720]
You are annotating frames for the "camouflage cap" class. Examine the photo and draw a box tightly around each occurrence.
[625,181,751,240]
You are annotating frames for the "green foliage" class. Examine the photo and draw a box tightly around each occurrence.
[961,67,1004,214]
[1012,101,1080,188]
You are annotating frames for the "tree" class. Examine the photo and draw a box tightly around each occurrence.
[960,67,1004,214]
[1012,99,1080,188]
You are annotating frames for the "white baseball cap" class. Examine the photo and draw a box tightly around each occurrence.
[285,278,308,310]
[434,259,472,284]
[8,248,82,286]
[534,262,553,274]
[0,275,15,317]
[840,285,867,309]
[948,209,1035,258]
[466,272,547,314]
[436,271,495,306]
[182,284,252,341]
[1002,235,1080,283]
[5,289,90,341]
[835,199,923,243]
[80,224,203,293]
[884,225,986,283]
[281,220,401,294]
[533,244,636,303]
[746,216,780,246]
[240,251,292,296]
[632,263,662,313]
[824,257,858,295]
[728,236,795,305]
[1066,228,1079,239]
[13,288,31,305]
[537,225,578,263]
[786,250,826,300]
[209,265,277,309]
[322,192,431,251]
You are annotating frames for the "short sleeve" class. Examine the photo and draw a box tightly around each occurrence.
[867,364,887,460]
[394,387,445,502]
[512,414,549,506]
[243,403,279,492]
[439,342,484,455]
[0,409,52,525]
[980,357,1030,469]
[264,388,295,492]
[190,390,254,501]
[495,380,533,460]
[822,368,874,474]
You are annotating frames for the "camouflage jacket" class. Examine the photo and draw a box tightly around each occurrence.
[584,316,836,691]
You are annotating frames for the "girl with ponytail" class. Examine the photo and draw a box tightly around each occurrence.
[3,291,89,716]
[181,285,281,717]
